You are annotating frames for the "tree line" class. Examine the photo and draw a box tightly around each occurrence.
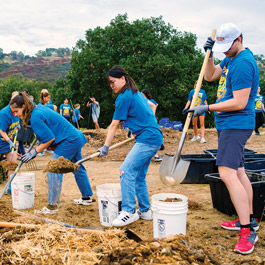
[0,14,264,129]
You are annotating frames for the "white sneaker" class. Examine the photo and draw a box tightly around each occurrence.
[111,210,139,226]
[200,138,207,143]
[34,206,58,214]
[190,136,200,142]
[73,197,92,206]
[37,152,44,156]
[45,149,54,154]
[137,209,152,220]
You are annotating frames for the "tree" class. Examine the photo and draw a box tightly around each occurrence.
[67,14,218,127]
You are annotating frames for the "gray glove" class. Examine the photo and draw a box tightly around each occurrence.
[182,108,188,115]
[188,105,209,117]
[97,145,109,157]
[203,37,215,58]
[8,139,16,151]
[21,149,38,163]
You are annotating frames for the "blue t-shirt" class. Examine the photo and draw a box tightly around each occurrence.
[188,89,208,106]
[215,48,259,130]
[38,102,54,110]
[150,99,158,105]
[254,94,264,113]
[73,109,80,123]
[113,89,163,146]
[30,106,86,157]
[60,104,72,117]
[0,105,20,153]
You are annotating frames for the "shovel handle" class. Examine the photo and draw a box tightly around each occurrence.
[76,137,134,165]
[183,29,216,133]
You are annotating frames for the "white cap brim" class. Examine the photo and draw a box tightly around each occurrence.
[212,40,233,53]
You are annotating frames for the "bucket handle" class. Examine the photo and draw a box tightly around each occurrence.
[13,182,34,195]
[103,195,120,207]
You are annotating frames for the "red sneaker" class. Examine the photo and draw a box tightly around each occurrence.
[234,228,258,254]
[221,218,259,231]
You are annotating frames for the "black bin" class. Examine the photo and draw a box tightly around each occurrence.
[245,160,265,171]
[204,148,257,156]
[244,154,265,162]
[205,173,265,220]
[180,154,218,184]
[17,125,34,144]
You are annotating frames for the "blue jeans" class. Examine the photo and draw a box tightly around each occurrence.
[119,142,160,213]
[48,151,93,205]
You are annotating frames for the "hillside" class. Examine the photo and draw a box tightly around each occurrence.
[0,56,71,82]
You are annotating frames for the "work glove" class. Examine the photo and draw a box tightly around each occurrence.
[203,37,215,58]
[8,139,16,151]
[21,149,38,163]
[97,145,109,157]
[182,108,188,115]
[188,105,209,117]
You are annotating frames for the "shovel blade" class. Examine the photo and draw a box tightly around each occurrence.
[159,154,191,186]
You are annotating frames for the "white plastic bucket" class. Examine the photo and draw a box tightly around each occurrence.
[96,183,122,227]
[151,193,188,238]
[11,172,35,210]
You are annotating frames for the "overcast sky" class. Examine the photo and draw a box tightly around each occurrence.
[1,0,265,60]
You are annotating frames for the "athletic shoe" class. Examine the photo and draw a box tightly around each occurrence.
[221,217,259,231]
[111,210,139,226]
[137,209,152,220]
[200,138,207,143]
[154,156,163,162]
[255,132,260,136]
[190,136,200,142]
[37,152,44,156]
[234,228,258,254]
[34,206,58,214]
[73,197,92,206]
[45,149,54,154]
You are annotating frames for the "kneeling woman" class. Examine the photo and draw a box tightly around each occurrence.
[97,66,163,226]
[10,92,93,214]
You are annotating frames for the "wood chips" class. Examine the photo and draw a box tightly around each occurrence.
[43,156,79,173]
[0,161,18,171]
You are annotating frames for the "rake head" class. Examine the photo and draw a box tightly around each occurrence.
[25,160,37,170]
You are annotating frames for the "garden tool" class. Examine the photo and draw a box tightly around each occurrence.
[25,135,38,171]
[159,29,216,186]
[0,137,37,200]
[10,127,19,161]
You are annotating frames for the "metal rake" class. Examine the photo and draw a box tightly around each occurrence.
[25,159,37,170]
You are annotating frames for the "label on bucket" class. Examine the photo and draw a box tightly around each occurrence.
[158,219,166,238]
[24,185,33,192]
[101,200,109,224]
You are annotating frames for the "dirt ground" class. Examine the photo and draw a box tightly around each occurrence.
[0,127,265,264]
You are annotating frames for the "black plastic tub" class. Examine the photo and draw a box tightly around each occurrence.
[180,154,218,184]
[244,154,265,162]
[204,148,257,156]
[245,160,265,171]
[205,173,265,220]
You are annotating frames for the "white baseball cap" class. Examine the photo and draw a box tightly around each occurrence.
[213,23,241,53]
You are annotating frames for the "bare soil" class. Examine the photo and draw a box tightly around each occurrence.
[0,127,265,264]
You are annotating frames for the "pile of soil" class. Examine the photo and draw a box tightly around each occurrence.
[43,156,79,173]
[0,161,18,171]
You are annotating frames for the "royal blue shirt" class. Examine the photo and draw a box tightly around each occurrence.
[38,102,54,110]
[0,105,20,153]
[30,106,86,157]
[188,89,208,106]
[73,109,81,123]
[60,104,72,117]
[215,48,259,130]
[113,89,163,146]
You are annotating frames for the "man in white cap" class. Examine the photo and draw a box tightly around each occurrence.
[188,23,260,254]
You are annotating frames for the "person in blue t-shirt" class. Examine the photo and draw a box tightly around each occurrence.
[254,87,264,136]
[72,103,84,128]
[86,97,100,129]
[38,91,56,111]
[183,81,208,143]
[10,92,93,214]
[0,92,20,188]
[60,98,72,122]
[190,23,259,254]
[97,65,163,227]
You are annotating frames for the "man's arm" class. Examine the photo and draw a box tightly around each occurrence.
[209,88,251,112]
[204,59,223,82]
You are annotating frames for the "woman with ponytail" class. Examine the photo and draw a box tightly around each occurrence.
[10,92,93,214]
[97,66,163,226]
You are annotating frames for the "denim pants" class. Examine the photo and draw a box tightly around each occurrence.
[48,151,93,205]
[119,142,160,213]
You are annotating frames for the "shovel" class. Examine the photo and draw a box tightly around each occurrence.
[159,29,216,186]
[0,137,38,200]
